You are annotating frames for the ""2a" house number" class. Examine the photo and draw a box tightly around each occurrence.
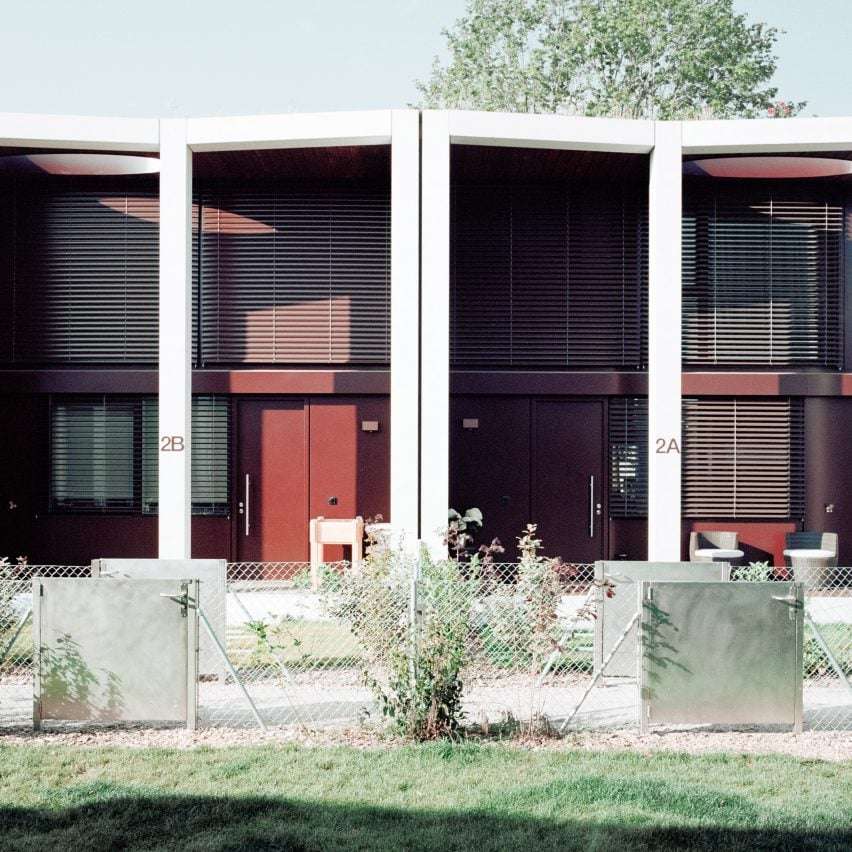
[655,437,681,454]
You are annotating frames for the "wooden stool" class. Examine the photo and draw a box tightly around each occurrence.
[309,516,364,590]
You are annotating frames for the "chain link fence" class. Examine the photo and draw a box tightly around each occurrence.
[3,558,852,733]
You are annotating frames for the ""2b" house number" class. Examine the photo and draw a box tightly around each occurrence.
[160,435,185,452]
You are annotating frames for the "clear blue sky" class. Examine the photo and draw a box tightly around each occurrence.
[0,0,848,117]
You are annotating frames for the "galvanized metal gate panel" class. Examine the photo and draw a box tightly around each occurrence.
[92,559,225,678]
[34,578,198,727]
[595,561,730,677]
[639,581,804,731]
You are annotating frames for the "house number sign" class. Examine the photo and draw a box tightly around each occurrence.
[160,436,186,452]
[655,438,681,454]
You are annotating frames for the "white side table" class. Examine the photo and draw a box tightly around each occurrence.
[694,548,744,562]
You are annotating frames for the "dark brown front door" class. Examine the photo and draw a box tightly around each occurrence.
[450,396,532,559]
[236,399,308,562]
[532,400,606,562]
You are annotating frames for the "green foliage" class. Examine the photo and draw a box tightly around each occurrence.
[327,546,476,740]
[0,557,26,652]
[417,0,805,119]
[732,561,774,582]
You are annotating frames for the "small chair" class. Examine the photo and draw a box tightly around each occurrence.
[689,531,742,563]
[309,516,364,591]
[784,532,838,588]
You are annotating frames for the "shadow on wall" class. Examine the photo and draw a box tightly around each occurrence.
[1,791,850,851]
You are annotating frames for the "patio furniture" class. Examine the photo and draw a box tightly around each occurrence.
[689,531,743,563]
[309,516,364,591]
[784,532,838,588]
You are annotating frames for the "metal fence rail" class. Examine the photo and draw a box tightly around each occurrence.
[3,560,852,734]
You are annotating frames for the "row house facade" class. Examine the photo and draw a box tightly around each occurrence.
[1,110,851,567]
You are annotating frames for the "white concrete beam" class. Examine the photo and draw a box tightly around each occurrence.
[447,110,654,153]
[158,119,193,558]
[0,112,158,151]
[186,110,392,152]
[647,121,683,561]
[682,117,852,154]
[420,111,451,554]
[390,110,421,547]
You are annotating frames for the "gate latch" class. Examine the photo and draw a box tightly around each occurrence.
[160,584,192,618]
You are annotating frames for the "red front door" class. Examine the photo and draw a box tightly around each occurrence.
[235,396,389,562]
[236,399,308,562]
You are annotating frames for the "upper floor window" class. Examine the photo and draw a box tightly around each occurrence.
[1,187,159,364]
[682,188,843,369]
[450,183,648,370]
[196,186,391,366]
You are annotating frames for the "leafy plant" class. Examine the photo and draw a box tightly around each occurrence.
[0,557,27,649]
[324,542,476,740]
[732,561,774,582]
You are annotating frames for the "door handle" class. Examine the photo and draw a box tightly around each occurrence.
[244,473,251,537]
[589,475,595,537]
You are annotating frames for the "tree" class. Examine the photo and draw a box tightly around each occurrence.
[416,0,806,119]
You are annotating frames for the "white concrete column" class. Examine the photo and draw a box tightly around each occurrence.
[158,119,193,558]
[390,110,421,547]
[419,111,451,553]
[648,121,683,560]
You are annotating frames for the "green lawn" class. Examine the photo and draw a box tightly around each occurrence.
[0,742,850,851]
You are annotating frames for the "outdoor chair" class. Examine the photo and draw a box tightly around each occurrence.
[689,531,742,563]
[784,532,838,588]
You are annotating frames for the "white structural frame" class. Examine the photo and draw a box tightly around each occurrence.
[3,109,852,560]
[647,122,683,560]
[174,110,418,557]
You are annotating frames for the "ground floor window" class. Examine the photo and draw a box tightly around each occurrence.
[681,397,804,519]
[50,395,229,516]
[608,397,648,519]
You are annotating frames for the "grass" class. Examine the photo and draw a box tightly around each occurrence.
[0,742,851,851]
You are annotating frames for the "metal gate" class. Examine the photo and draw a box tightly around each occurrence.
[34,578,199,728]
[595,561,730,677]
[639,581,804,732]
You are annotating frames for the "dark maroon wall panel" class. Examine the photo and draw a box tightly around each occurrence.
[805,398,852,564]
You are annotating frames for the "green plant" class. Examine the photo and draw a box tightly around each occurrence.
[0,557,27,650]
[324,544,476,740]
[733,561,773,582]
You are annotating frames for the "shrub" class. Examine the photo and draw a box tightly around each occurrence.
[324,540,476,740]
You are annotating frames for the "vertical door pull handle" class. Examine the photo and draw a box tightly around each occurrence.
[245,473,251,537]
[589,475,595,538]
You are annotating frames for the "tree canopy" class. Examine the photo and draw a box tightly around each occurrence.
[416,0,805,119]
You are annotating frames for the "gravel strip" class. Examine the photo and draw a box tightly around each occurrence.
[1,725,851,761]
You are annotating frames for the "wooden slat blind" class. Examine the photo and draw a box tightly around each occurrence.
[451,183,647,368]
[11,190,159,363]
[608,397,648,518]
[198,187,390,364]
[682,397,804,519]
[682,189,843,368]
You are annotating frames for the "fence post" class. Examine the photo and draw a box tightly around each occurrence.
[408,546,423,688]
